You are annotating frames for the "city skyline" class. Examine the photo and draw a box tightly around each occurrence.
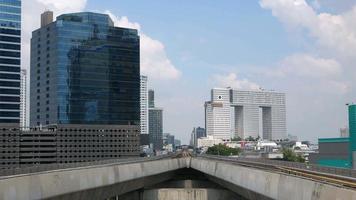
[19,0,356,144]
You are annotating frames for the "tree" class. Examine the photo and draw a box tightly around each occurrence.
[282,148,305,163]
[206,144,241,156]
[246,136,255,141]
[231,136,242,141]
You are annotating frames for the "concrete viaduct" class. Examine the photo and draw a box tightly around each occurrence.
[0,155,355,200]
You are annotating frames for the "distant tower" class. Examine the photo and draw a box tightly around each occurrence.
[41,11,53,27]
[149,107,163,150]
[20,69,27,128]
[148,89,163,150]
[140,76,148,135]
[148,89,155,108]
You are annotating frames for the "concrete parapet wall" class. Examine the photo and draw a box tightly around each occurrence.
[190,157,356,200]
[0,158,189,200]
[143,188,238,200]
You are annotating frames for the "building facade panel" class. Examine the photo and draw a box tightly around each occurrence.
[0,0,21,124]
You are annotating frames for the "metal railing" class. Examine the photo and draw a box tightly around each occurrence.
[0,155,174,178]
[198,155,356,178]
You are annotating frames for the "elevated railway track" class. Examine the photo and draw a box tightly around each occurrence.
[198,155,356,189]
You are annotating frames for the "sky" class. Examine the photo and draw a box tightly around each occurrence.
[23,0,356,144]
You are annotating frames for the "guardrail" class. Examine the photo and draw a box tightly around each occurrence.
[198,154,356,178]
[0,155,174,178]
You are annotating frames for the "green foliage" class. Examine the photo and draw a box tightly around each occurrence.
[206,144,241,156]
[231,136,242,141]
[282,148,305,163]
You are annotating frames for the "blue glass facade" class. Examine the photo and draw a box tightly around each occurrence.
[0,0,21,124]
[30,12,140,126]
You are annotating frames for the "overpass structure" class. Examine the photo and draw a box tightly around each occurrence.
[0,155,355,200]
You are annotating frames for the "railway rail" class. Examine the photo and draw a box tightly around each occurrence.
[198,155,356,189]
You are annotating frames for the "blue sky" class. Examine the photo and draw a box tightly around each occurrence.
[24,0,356,144]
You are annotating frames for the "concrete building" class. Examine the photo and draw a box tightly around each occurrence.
[148,89,155,108]
[20,69,27,128]
[174,139,181,147]
[309,138,351,169]
[205,88,286,141]
[190,127,206,147]
[197,136,223,148]
[140,76,148,135]
[149,108,163,151]
[0,124,20,169]
[163,133,175,146]
[340,127,349,138]
[0,0,21,125]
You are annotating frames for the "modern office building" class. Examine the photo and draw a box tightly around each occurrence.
[30,11,140,127]
[0,0,21,169]
[148,89,155,108]
[20,69,26,128]
[24,11,141,165]
[140,76,148,135]
[163,133,175,146]
[149,107,163,151]
[205,88,286,141]
[190,127,206,147]
[0,0,21,125]
[174,139,181,147]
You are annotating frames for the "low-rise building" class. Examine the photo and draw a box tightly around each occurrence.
[197,136,223,148]
[309,138,351,169]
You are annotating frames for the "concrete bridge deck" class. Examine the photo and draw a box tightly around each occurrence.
[0,155,355,200]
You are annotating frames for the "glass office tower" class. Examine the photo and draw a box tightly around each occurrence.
[30,12,140,126]
[0,0,21,124]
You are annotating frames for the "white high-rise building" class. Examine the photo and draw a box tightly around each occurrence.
[140,76,148,135]
[205,88,287,141]
[20,69,27,128]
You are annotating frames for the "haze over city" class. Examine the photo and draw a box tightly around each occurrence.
[19,0,356,144]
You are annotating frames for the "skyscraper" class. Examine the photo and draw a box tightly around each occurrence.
[0,0,21,169]
[149,107,163,150]
[148,89,163,150]
[140,76,148,135]
[0,0,21,124]
[20,69,27,128]
[205,88,286,141]
[26,11,141,165]
[148,89,155,108]
[30,12,140,126]
[190,127,206,147]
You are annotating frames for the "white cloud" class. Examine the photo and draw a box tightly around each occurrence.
[260,0,356,58]
[214,73,260,91]
[258,0,356,140]
[279,54,342,78]
[35,0,87,11]
[105,11,181,80]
